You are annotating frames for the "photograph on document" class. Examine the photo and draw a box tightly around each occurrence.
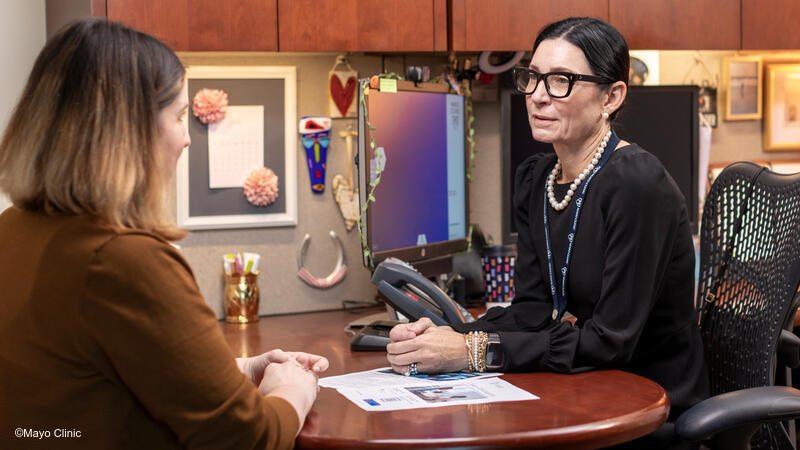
[407,385,486,403]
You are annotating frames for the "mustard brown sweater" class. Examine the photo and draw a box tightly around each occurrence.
[0,207,298,449]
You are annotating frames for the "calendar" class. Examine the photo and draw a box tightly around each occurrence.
[208,105,264,189]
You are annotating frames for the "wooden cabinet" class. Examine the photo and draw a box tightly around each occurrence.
[609,0,740,49]
[107,0,278,51]
[450,0,608,51]
[742,0,800,49]
[103,0,799,52]
[278,0,447,52]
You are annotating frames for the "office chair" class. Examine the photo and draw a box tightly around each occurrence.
[675,162,800,449]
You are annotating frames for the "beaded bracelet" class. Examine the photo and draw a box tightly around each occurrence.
[466,331,489,373]
[464,333,475,372]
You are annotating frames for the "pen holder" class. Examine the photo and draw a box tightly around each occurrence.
[482,245,516,303]
[223,273,260,323]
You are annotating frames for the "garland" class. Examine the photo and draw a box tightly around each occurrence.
[356,73,403,269]
[463,81,477,182]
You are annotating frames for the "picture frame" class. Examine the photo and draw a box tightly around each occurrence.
[177,65,297,229]
[764,63,800,151]
[722,56,762,121]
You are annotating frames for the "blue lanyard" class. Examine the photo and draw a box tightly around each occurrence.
[542,132,619,321]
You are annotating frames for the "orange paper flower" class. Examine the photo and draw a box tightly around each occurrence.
[192,88,229,124]
[243,167,279,206]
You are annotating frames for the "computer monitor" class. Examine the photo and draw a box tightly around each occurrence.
[356,80,469,277]
[501,85,700,243]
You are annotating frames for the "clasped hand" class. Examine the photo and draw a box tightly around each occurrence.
[237,349,328,386]
[237,349,329,434]
[386,317,469,374]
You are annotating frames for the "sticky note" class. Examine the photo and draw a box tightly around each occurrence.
[379,78,397,93]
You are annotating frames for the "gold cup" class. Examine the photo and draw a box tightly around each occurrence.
[223,273,260,323]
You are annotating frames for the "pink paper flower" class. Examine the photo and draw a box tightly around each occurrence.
[192,88,229,124]
[243,167,279,206]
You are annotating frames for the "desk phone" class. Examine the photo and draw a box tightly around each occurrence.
[350,258,474,351]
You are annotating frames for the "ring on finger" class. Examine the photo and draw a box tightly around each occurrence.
[405,362,419,376]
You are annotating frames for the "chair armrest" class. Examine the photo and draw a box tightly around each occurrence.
[675,386,800,443]
[778,329,800,369]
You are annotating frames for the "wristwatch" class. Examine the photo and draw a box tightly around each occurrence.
[485,332,504,370]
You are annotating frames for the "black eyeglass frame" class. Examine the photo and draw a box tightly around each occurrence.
[512,67,612,98]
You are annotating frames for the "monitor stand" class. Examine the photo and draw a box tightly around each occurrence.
[411,254,453,278]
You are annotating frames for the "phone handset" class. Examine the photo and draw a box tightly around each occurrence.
[371,258,470,326]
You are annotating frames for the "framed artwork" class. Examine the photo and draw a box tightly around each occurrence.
[722,56,762,121]
[764,63,800,151]
[177,65,297,229]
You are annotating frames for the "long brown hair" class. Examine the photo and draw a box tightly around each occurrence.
[0,18,186,240]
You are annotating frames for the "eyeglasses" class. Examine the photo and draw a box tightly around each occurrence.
[512,67,611,98]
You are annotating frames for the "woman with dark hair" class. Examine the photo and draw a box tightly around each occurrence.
[0,18,326,449]
[386,17,708,446]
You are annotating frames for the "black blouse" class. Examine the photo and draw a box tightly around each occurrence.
[454,143,709,419]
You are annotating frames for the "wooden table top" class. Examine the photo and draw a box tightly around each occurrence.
[220,308,669,449]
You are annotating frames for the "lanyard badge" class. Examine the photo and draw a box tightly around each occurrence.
[542,132,620,321]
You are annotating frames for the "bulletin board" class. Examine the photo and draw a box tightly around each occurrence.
[177,66,297,230]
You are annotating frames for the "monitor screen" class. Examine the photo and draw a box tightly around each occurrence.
[501,85,699,242]
[357,80,468,269]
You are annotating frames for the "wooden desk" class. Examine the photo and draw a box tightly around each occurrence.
[220,308,669,449]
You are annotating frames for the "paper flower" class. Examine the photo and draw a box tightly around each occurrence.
[192,88,229,124]
[243,167,279,206]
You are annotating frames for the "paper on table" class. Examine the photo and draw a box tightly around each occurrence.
[318,366,502,389]
[336,376,538,411]
[208,105,264,189]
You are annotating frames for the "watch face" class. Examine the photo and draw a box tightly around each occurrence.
[486,342,504,368]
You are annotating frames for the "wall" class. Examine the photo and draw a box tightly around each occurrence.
[0,0,46,212]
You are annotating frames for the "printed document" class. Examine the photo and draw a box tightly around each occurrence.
[320,367,538,411]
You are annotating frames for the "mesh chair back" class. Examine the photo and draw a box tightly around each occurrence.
[698,162,800,449]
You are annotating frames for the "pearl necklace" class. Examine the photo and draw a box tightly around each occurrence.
[547,130,612,211]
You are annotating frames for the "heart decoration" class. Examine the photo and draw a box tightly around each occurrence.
[330,74,357,117]
[332,175,359,231]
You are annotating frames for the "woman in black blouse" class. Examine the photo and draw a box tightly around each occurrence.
[386,17,708,446]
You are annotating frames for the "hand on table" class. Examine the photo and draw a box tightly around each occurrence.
[237,349,329,435]
[386,318,469,374]
[259,356,320,434]
[237,349,329,385]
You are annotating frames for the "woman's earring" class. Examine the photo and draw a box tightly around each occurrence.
[602,112,610,120]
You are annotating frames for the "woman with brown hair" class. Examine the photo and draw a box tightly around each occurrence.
[0,18,326,449]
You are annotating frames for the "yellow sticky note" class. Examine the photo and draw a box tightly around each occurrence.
[379,78,397,93]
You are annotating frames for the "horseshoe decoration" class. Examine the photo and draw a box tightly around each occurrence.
[297,231,348,289]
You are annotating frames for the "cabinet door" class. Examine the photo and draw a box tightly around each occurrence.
[610,0,739,49]
[107,0,278,51]
[450,0,608,51]
[278,0,447,52]
[742,0,800,49]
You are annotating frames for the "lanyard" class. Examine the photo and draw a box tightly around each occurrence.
[542,132,619,321]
